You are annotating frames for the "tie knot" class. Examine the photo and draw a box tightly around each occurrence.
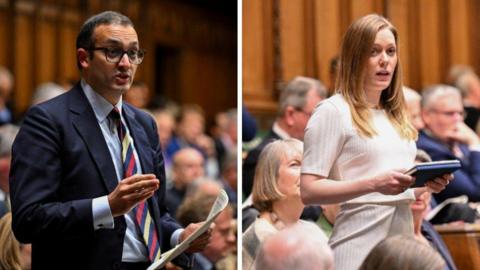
[109,107,121,121]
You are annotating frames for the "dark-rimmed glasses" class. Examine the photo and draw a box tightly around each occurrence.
[89,47,145,64]
[294,107,313,117]
[430,109,466,120]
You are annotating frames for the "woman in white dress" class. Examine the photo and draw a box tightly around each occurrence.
[300,14,452,270]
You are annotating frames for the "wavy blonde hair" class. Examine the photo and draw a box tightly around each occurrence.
[0,213,23,270]
[252,139,303,212]
[337,14,417,140]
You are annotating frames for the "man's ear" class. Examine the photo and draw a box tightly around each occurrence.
[421,109,430,126]
[77,48,90,69]
[285,106,296,126]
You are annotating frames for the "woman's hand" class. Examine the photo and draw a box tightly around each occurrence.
[425,173,453,193]
[372,170,414,195]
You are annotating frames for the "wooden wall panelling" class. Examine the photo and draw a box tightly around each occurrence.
[447,0,471,67]
[0,9,9,67]
[242,0,276,113]
[418,0,444,87]
[313,0,342,93]
[350,0,383,22]
[179,49,236,124]
[149,1,236,116]
[14,0,35,114]
[304,0,316,78]
[278,0,307,82]
[124,0,145,85]
[137,1,155,99]
[36,3,58,85]
[87,0,103,15]
[57,5,81,86]
[388,0,415,89]
[467,0,480,74]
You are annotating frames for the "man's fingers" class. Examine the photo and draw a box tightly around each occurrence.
[122,189,156,201]
[122,174,157,184]
[118,178,159,195]
[130,179,159,191]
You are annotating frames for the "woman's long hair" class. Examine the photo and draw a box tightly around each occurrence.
[0,213,23,270]
[337,14,417,140]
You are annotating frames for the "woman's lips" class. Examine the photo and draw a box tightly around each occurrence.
[375,71,391,81]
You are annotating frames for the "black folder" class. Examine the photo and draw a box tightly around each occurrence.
[406,160,461,187]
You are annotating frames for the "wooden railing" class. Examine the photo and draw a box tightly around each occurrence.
[435,223,480,270]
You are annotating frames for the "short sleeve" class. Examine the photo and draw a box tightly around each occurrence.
[301,100,346,177]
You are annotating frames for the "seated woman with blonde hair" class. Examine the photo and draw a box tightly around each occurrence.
[0,213,31,270]
[242,139,327,270]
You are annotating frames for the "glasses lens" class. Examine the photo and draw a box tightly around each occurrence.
[105,48,123,62]
[99,48,144,64]
[129,50,145,64]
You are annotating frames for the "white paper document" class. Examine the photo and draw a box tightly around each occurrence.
[147,189,229,270]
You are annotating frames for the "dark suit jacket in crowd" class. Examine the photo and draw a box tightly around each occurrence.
[9,84,190,270]
[421,221,457,270]
[417,130,480,203]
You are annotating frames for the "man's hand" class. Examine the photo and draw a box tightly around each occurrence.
[448,122,480,147]
[108,174,159,217]
[179,222,213,254]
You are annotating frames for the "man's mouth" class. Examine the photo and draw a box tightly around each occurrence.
[115,73,130,84]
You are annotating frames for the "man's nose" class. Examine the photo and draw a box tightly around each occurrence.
[118,53,131,67]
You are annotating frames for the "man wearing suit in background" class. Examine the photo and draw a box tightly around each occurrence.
[9,11,209,270]
[418,84,480,203]
[242,76,327,231]
[242,76,327,197]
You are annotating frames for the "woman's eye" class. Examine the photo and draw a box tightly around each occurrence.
[387,48,396,55]
[289,161,301,167]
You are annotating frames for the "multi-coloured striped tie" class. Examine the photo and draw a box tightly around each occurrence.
[110,107,161,262]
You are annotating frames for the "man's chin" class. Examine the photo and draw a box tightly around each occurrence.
[112,84,131,94]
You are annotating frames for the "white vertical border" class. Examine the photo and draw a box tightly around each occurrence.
[236,0,243,270]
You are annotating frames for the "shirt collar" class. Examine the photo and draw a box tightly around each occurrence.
[81,79,123,123]
[194,253,214,270]
[272,121,291,139]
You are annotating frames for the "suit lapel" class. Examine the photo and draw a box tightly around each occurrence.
[69,85,119,193]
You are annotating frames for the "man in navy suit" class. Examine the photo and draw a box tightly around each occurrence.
[9,11,209,270]
[242,76,327,198]
[417,84,480,203]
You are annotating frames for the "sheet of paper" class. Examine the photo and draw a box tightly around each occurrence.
[426,195,468,221]
[147,189,229,270]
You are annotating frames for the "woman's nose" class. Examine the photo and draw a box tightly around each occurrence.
[379,52,388,66]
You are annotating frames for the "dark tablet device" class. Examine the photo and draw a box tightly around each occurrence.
[406,160,461,187]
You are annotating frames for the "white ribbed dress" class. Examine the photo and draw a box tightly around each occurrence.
[301,94,417,270]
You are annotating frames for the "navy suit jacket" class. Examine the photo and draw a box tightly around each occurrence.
[416,130,480,202]
[9,84,190,270]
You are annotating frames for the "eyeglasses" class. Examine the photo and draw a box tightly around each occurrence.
[295,108,313,117]
[430,109,466,119]
[89,47,145,64]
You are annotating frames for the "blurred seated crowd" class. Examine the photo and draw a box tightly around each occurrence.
[241,66,480,270]
[0,65,237,270]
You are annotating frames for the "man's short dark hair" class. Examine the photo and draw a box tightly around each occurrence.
[76,11,134,69]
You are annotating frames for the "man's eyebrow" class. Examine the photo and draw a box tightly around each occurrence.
[100,39,139,47]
